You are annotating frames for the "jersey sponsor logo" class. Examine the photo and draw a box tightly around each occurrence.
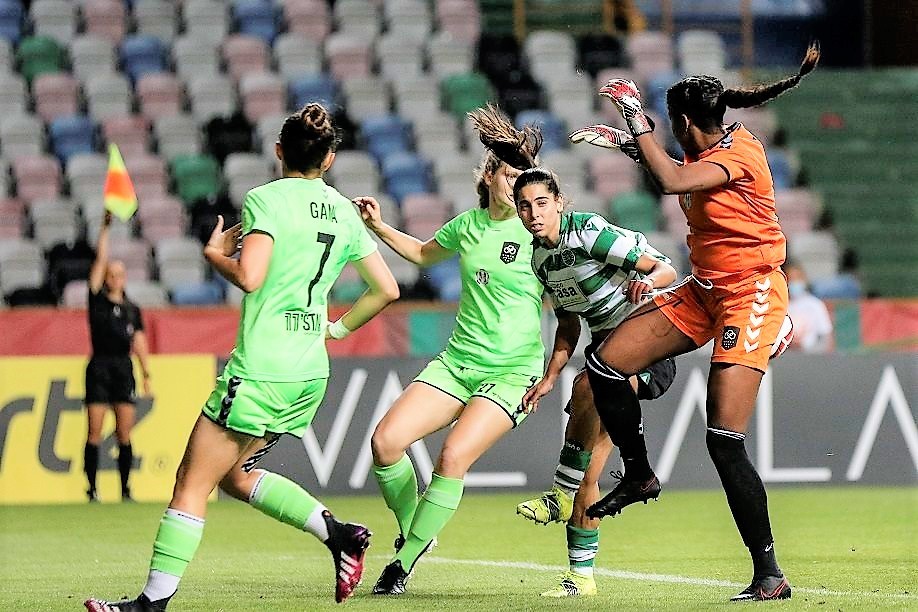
[721,325,740,350]
[475,268,490,285]
[284,310,323,333]
[548,276,589,308]
[500,241,520,264]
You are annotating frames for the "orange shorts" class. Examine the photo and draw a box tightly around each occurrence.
[653,268,789,372]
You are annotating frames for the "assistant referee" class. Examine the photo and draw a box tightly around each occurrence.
[84,210,152,502]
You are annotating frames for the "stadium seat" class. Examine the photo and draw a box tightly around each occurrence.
[427,32,475,78]
[524,30,577,85]
[384,0,432,41]
[0,197,26,239]
[360,115,413,162]
[288,73,339,110]
[677,30,727,74]
[788,231,839,282]
[324,33,373,82]
[173,36,220,79]
[401,193,451,224]
[125,154,169,201]
[15,35,65,83]
[66,153,108,205]
[325,150,380,198]
[29,199,79,250]
[274,33,322,80]
[81,0,128,44]
[333,0,380,39]
[240,72,287,124]
[222,34,270,81]
[0,239,44,296]
[133,0,179,42]
[539,151,587,194]
[124,280,169,306]
[171,280,225,305]
[376,33,424,81]
[205,112,255,164]
[0,72,27,115]
[136,73,184,121]
[32,72,80,122]
[255,113,287,158]
[496,70,543,119]
[341,77,391,123]
[224,152,272,207]
[188,74,237,122]
[577,33,626,77]
[183,0,230,45]
[515,110,566,153]
[120,35,168,83]
[233,0,279,45]
[436,0,481,43]
[588,153,640,200]
[0,113,44,159]
[381,152,433,203]
[48,115,97,164]
[413,113,463,158]
[170,154,222,206]
[610,191,659,234]
[84,73,133,120]
[29,0,77,45]
[626,30,674,83]
[155,237,206,291]
[477,34,522,81]
[62,279,89,307]
[101,115,152,161]
[11,155,62,204]
[138,195,187,243]
[0,1,22,45]
[393,77,441,123]
[70,35,117,80]
[775,188,819,238]
[154,114,202,161]
[441,72,495,121]
[281,0,332,41]
[423,256,460,300]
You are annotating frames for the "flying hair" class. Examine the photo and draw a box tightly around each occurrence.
[468,103,543,171]
[718,40,821,109]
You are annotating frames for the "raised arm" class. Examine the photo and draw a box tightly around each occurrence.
[354,196,454,267]
[326,250,400,340]
[522,310,581,413]
[633,132,729,194]
[88,211,113,293]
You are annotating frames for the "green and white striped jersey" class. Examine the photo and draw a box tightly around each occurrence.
[531,211,670,332]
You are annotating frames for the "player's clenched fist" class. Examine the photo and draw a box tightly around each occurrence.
[598,78,654,137]
[569,124,642,163]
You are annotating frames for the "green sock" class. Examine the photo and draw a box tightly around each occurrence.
[553,441,592,497]
[373,454,419,537]
[395,472,463,572]
[149,509,205,578]
[567,524,599,577]
[249,472,328,540]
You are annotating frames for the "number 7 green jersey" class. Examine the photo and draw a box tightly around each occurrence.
[225,177,378,382]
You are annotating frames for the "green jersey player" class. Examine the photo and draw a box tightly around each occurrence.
[512,167,678,598]
[85,103,400,611]
[358,105,546,595]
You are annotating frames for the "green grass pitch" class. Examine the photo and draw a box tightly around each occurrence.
[2,487,915,610]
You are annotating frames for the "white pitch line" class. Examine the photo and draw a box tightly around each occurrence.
[419,556,917,601]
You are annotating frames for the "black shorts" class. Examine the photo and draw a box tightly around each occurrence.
[85,356,136,405]
[565,339,677,413]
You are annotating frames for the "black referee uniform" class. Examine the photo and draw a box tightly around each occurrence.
[84,286,144,500]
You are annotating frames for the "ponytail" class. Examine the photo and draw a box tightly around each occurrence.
[719,40,820,109]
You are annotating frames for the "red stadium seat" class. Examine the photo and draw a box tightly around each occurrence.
[32,72,80,122]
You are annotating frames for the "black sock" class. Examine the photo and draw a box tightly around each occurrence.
[585,355,652,481]
[706,428,781,578]
[118,443,133,495]
[84,442,99,492]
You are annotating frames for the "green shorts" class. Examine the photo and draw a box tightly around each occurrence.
[202,369,327,438]
[414,352,541,427]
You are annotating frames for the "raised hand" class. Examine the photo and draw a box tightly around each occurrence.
[569,124,642,163]
[205,215,242,257]
[598,78,653,137]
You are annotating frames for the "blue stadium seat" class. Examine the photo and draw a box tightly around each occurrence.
[288,73,339,109]
[381,151,432,203]
[49,115,97,164]
[361,115,413,162]
[767,148,793,189]
[233,0,278,45]
[0,1,22,44]
[515,110,567,153]
[120,35,168,82]
[426,257,461,301]
[170,280,226,305]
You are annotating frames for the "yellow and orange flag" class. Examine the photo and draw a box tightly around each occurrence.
[103,143,138,221]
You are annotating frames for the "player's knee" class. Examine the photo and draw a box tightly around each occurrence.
[435,443,469,479]
[371,422,405,465]
[218,471,252,502]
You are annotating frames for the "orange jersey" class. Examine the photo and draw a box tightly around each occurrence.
[679,122,786,286]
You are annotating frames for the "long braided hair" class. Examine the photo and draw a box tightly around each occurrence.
[666,41,821,133]
[467,103,543,208]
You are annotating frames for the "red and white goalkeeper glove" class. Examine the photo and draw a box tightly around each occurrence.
[569,124,642,163]
[769,314,794,360]
[598,78,653,137]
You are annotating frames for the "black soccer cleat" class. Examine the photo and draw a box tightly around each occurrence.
[393,534,405,553]
[730,575,792,601]
[84,593,170,611]
[373,560,409,595]
[586,472,662,519]
[323,512,371,603]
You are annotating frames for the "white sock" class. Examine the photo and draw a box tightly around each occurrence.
[143,569,180,602]
[571,565,594,577]
[553,463,584,497]
[303,504,331,542]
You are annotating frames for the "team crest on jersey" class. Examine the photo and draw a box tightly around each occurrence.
[560,248,576,267]
[476,268,490,285]
[721,326,740,350]
[500,241,520,264]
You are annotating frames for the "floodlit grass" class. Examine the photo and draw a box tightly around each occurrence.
[2,487,915,610]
